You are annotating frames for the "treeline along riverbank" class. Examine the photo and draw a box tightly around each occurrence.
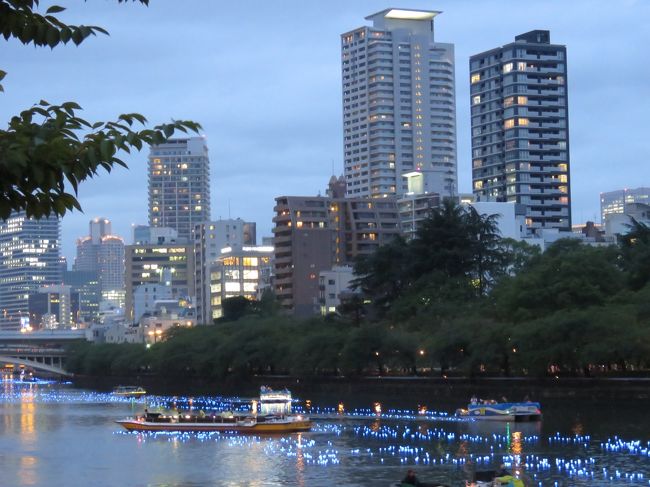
[66,203,650,386]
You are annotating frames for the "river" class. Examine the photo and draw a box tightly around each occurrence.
[1,380,649,486]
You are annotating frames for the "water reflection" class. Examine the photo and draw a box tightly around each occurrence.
[1,385,650,486]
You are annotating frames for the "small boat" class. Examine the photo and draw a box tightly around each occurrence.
[116,411,312,433]
[116,386,312,433]
[113,385,147,398]
[456,400,541,422]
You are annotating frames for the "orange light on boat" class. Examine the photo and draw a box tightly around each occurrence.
[337,402,345,414]
[373,402,382,416]
[418,405,427,415]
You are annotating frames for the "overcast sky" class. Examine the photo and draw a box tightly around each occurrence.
[1,0,648,263]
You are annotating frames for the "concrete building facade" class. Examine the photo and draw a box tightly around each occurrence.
[148,137,211,241]
[273,177,400,316]
[208,245,274,321]
[600,187,650,225]
[470,30,571,234]
[124,243,195,323]
[319,266,355,315]
[194,219,257,324]
[342,8,457,198]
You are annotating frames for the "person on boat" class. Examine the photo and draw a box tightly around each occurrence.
[501,396,508,403]
[401,469,423,486]
[470,395,478,405]
[494,474,523,486]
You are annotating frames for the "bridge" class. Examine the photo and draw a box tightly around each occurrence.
[0,329,87,377]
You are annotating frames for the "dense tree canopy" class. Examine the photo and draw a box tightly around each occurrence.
[66,203,650,380]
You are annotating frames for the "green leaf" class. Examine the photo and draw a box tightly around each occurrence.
[46,26,60,48]
[60,26,71,43]
[46,5,66,14]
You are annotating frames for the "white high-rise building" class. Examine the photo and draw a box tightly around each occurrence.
[148,137,211,242]
[341,8,457,198]
[0,213,62,330]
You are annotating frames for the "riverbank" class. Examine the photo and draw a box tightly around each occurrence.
[72,374,650,401]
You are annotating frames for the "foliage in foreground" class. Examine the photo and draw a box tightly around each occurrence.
[0,0,199,219]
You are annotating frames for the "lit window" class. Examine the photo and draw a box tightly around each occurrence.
[502,63,513,73]
[517,96,528,105]
[504,119,515,129]
[225,282,240,292]
[243,270,259,280]
[470,73,481,84]
[504,97,514,108]
[517,118,529,126]
[243,283,257,293]
[474,181,483,190]
[472,95,481,105]
[517,62,527,71]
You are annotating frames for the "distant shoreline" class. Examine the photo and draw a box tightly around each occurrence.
[72,374,650,401]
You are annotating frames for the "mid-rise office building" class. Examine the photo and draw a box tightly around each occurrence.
[148,137,211,241]
[600,187,650,225]
[132,225,181,245]
[342,8,457,198]
[604,203,650,237]
[208,245,274,321]
[470,30,571,234]
[194,219,257,324]
[273,177,400,316]
[124,243,195,323]
[0,213,62,330]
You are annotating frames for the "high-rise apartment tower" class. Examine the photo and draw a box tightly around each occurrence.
[148,137,211,241]
[341,8,457,198]
[470,30,571,233]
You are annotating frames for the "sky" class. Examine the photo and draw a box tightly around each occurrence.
[1,0,648,264]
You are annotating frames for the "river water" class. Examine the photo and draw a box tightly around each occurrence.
[1,381,649,486]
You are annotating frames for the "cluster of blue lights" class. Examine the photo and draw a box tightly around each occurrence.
[3,385,650,485]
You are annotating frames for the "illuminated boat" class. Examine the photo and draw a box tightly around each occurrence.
[112,386,147,398]
[456,401,541,422]
[116,387,311,433]
[116,411,312,433]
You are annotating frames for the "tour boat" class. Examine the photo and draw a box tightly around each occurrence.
[116,386,312,433]
[112,385,147,398]
[116,411,312,433]
[456,400,542,422]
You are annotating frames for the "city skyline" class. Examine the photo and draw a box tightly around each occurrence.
[0,0,647,262]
